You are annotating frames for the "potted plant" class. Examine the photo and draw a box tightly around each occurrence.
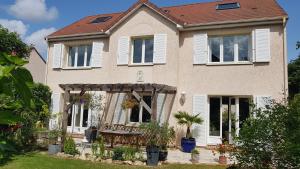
[158,123,175,161]
[214,142,229,165]
[174,111,203,153]
[140,121,160,166]
[191,149,200,163]
[48,129,62,155]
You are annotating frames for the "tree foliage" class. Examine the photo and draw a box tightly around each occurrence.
[288,51,300,99]
[0,26,30,58]
[232,97,300,169]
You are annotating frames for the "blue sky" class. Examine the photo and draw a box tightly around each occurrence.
[0,0,299,62]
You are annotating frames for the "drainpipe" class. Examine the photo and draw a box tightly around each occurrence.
[282,17,288,100]
[44,38,50,85]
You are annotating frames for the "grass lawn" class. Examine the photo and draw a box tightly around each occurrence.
[0,152,227,169]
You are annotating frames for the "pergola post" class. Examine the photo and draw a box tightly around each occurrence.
[62,89,70,145]
[151,90,158,121]
[98,92,113,130]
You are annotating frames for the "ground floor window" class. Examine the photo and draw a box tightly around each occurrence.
[129,95,152,123]
[209,96,251,143]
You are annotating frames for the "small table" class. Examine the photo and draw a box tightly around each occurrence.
[99,129,143,148]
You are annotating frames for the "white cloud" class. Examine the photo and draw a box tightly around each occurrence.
[0,19,28,37]
[9,0,58,22]
[25,27,56,57]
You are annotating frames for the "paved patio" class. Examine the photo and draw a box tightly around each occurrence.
[74,138,234,165]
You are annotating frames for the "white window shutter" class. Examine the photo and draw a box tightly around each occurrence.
[156,93,166,125]
[91,41,104,68]
[113,93,126,124]
[255,95,272,110]
[254,28,271,62]
[193,33,208,64]
[49,93,61,130]
[117,37,129,65]
[192,95,207,146]
[52,43,63,69]
[154,34,167,64]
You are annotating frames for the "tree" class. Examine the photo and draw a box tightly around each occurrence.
[231,98,300,169]
[0,52,34,163]
[0,26,30,58]
[288,43,300,99]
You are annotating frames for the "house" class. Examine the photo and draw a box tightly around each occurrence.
[45,0,288,146]
[25,47,46,84]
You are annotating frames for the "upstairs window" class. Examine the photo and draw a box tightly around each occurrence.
[209,35,251,63]
[216,2,240,10]
[132,37,154,64]
[90,16,112,24]
[68,45,92,67]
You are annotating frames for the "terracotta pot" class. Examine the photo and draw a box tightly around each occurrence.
[219,155,227,164]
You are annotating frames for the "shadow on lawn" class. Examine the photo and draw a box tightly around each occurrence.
[0,145,41,167]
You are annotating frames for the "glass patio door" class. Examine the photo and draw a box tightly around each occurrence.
[209,96,250,144]
[67,103,90,134]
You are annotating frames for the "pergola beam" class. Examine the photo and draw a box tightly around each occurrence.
[59,83,177,94]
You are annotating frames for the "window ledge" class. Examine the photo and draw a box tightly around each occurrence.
[62,67,93,70]
[128,63,154,67]
[206,62,253,66]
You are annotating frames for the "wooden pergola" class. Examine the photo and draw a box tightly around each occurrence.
[59,83,177,144]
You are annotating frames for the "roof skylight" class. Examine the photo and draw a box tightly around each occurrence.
[216,2,240,10]
[90,16,112,24]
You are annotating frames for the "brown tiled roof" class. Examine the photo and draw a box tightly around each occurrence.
[48,0,287,38]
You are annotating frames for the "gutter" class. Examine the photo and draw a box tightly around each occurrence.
[180,17,286,31]
[283,17,288,99]
[47,32,108,42]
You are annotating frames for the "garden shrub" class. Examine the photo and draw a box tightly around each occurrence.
[232,96,300,169]
[63,137,78,156]
[91,136,106,158]
[112,146,138,161]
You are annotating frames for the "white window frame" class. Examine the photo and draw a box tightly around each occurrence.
[130,37,154,65]
[128,94,152,124]
[208,35,252,64]
[66,45,92,68]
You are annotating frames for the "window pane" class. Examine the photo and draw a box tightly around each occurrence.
[133,39,143,63]
[145,39,153,63]
[75,104,81,127]
[68,47,76,67]
[67,107,73,126]
[130,98,140,123]
[77,46,85,67]
[82,106,89,127]
[237,36,249,61]
[210,97,220,136]
[142,96,152,123]
[210,38,221,62]
[239,98,250,128]
[86,45,92,66]
[223,36,234,62]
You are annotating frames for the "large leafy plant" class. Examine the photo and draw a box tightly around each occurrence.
[140,121,161,147]
[174,111,203,139]
[159,123,175,150]
[232,96,300,169]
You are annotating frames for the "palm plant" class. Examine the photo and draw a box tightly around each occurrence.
[174,111,203,139]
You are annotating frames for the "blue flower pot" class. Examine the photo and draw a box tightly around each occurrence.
[181,137,196,153]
